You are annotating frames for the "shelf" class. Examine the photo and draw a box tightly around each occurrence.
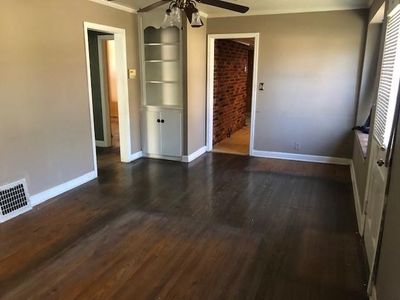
[142,105,184,110]
[145,59,179,62]
[146,80,179,84]
[144,43,180,46]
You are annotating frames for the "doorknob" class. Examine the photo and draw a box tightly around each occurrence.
[377,159,385,167]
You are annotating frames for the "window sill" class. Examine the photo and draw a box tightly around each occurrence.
[355,131,369,159]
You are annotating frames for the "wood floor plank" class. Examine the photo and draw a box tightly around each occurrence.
[0,151,368,299]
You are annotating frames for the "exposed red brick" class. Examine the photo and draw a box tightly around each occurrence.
[213,40,252,145]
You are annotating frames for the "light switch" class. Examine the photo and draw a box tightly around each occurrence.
[128,69,136,79]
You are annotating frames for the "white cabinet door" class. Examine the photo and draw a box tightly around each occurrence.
[160,110,182,157]
[142,110,161,155]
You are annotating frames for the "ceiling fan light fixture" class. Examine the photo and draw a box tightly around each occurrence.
[190,10,203,27]
[138,0,250,28]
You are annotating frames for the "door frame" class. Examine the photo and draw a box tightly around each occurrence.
[206,33,260,155]
[83,22,132,173]
[96,35,114,148]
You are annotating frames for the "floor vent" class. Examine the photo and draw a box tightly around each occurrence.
[0,179,32,223]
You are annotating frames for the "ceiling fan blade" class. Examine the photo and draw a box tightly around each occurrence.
[138,0,169,13]
[197,0,249,13]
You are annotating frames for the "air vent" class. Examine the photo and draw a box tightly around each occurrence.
[0,179,32,223]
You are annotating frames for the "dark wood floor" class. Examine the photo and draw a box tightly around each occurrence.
[0,151,368,300]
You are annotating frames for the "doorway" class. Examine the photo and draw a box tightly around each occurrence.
[84,22,132,174]
[89,32,120,150]
[207,33,259,156]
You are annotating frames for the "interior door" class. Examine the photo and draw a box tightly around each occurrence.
[364,138,388,269]
[160,109,182,157]
[142,110,161,155]
[363,5,400,274]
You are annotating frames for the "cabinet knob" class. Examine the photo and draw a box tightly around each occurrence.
[377,159,385,167]
[161,119,165,123]
[157,119,160,123]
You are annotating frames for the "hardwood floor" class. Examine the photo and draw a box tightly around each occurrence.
[213,118,251,156]
[0,152,368,300]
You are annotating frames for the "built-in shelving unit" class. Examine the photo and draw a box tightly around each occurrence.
[140,21,183,159]
[139,11,207,162]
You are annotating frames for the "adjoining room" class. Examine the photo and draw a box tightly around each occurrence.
[212,38,255,156]
[88,30,120,151]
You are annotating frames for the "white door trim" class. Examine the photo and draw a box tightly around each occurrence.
[84,22,132,171]
[97,35,114,148]
[206,33,260,156]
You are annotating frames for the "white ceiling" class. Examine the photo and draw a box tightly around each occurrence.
[112,0,372,17]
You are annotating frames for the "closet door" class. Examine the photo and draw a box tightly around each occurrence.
[142,110,161,155]
[160,109,182,157]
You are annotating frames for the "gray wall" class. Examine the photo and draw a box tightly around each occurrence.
[208,10,368,158]
[185,19,207,155]
[0,0,141,195]
[376,116,400,300]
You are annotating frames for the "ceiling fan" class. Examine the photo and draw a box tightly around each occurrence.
[108,0,249,28]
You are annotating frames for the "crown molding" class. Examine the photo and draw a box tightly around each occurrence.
[89,0,207,17]
[207,5,369,18]
[88,0,137,14]
[87,1,367,20]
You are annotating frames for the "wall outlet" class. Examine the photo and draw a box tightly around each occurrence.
[128,69,136,79]
[294,143,300,151]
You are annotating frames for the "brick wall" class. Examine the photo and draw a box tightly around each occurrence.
[213,40,252,145]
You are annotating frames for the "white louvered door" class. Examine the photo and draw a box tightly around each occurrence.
[364,7,400,271]
[374,9,400,147]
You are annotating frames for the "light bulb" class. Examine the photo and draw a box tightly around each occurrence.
[161,9,174,28]
[171,7,182,27]
[191,11,203,27]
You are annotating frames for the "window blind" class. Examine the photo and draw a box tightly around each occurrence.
[375,9,400,147]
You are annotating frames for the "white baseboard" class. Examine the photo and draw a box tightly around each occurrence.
[129,151,143,162]
[252,150,352,165]
[182,146,207,163]
[30,151,142,208]
[30,171,97,207]
[143,153,183,162]
[350,161,365,235]
[95,140,110,148]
